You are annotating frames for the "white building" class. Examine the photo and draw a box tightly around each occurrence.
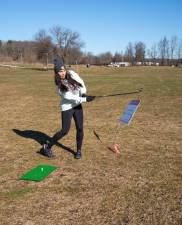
[108,62,130,67]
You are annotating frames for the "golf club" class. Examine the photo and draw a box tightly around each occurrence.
[93,130,120,154]
[95,88,143,98]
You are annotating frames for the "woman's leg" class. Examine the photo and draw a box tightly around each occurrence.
[48,108,73,148]
[73,104,84,151]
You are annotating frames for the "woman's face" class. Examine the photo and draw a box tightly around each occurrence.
[58,69,66,79]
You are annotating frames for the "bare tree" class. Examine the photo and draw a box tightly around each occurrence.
[177,38,182,64]
[113,51,123,62]
[67,47,83,64]
[50,25,84,63]
[2,40,22,61]
[158,36,169,65]
[0,40,2,49]
[170,36,177,64]
[150,43,158,63]
[34,29,54,67]
[98,52,113,65]
[0,40,5,57]
[125,42,135,65]
[23,41,37,63]
[81,52,95,65]
[135,41,146,64]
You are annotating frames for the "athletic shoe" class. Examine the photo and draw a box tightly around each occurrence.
[39,144,54,158]
[75,150,82,159]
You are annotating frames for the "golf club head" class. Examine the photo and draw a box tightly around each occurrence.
[93,130,102,142]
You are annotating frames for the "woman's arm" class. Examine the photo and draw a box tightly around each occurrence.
[62,91,87,104]
[69,70,87,94]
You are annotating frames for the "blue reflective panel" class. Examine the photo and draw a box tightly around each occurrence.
[130,99,140,105]
[120,113,132,124]
[125,105,137,113]
[120,99,141,125]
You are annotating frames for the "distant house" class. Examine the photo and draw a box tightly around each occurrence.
[136,62,142,66]
[145,61,160,66]
[145,61,153,66]
[118,62,130,67]
[108,62,130,67]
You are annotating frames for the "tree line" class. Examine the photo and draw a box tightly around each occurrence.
[0,25,182,66]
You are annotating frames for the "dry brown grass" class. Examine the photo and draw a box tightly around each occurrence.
[0,66,181,225]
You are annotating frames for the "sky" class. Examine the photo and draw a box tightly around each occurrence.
[0,0,182,55]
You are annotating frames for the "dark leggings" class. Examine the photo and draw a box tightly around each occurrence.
[49,104,84,150]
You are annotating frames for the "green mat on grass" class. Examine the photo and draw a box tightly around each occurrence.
[20,164,58,182]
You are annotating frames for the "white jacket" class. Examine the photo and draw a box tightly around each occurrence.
[58,70,87,111]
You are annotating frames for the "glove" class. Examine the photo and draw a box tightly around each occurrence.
[86,96,95,102]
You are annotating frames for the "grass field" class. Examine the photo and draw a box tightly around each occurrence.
[0,65,181,225]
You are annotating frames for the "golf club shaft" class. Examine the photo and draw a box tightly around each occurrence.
[95,89,143,98]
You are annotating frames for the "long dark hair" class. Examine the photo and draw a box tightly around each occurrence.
[54,70,83,91]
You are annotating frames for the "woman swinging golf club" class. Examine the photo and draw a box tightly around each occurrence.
[40,57,95,159]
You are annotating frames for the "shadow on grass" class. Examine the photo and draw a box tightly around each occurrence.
[12,129,75,155]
